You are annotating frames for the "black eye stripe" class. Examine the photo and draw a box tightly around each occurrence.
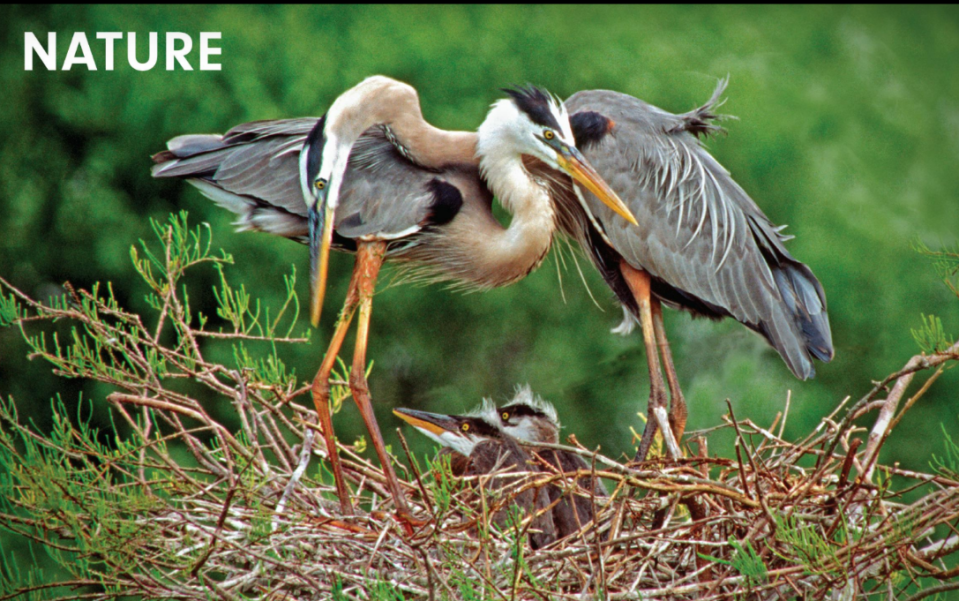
[453,416,501,437]
[500,404,547,419]
[304,114,327,185]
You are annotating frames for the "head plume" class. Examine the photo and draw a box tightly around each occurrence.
[503,384,560,430]
[501,85,574,142]
[468,396,503,425]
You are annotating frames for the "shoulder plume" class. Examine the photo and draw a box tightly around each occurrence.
[668,76,735,140]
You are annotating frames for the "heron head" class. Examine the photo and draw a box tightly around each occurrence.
[301,118,352,214]
[301,116,353,327]
[480,86,638,225]
[481,86,575,169]
[394,408,502,456]
[495,386,560,444]
[303,76,417,212]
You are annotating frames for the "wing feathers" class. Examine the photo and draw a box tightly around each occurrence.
[566,87,833,378]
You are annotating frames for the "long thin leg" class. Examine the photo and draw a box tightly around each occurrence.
[620,263,681,461]
[652,299,687,445]
[348,242,413,519]
[311,261,362,515]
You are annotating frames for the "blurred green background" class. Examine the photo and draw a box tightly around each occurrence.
[2,5,958,490]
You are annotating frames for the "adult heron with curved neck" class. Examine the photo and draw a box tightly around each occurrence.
[152,76,635,521]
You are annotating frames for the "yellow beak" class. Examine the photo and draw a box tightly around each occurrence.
[393,408,458,436]
[556,145,638,226]
[308,193,336,327]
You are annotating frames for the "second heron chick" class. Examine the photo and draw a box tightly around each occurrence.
[489,387,607,538]
[393,407,556,549]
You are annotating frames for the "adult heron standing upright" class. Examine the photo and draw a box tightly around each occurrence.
[151,76,635,520]
[539,79,834,460]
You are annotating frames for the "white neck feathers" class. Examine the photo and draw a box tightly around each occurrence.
[475,100,556,265]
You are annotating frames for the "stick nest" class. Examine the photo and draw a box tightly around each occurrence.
[1,215,957,600]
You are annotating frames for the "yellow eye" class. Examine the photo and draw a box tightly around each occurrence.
[501,412,510,421]
[543,130,555,140]
[461,422,470,432]
[315,179,326,190]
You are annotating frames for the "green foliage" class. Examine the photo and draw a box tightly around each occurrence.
[212,261,302,339]
[331,576,349,601]
[2,213,307,399]
[701,537,769,589]
[0,213,323,597]
[0,289,22,326]
[364,579,407,601]
[425,452,463,517]
[771,514,842,578]
[931,423,959,480]
[915,239,959,300]
[912,313,954,354]
[912,240,959,354]
[0,394,162,593]
[130,212,225,299]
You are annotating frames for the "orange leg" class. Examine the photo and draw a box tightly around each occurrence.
[312,262,362,515]
[348,241,413,519]
[621,262,682,461]
[652,300,688,444]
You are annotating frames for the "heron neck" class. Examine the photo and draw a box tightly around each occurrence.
[406,154,555,290]
[326,76,480,169]
[390,115,479,167]
[382,113,558,284]
[474,155,556,286]
[371,87,479,167]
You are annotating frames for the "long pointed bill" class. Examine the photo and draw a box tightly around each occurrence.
[393,408,459,437]
[308,192,336,327]
[555,145,638,226]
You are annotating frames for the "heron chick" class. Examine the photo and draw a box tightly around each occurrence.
[394,407,557,549]
[489,386,607,538]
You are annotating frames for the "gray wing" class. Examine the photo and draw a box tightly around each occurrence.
[565,86,833,379]
[334,127,437,240]
[152,121,436,243]
[152,118,317,241]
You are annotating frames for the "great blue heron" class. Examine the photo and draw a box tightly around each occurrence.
[491,387,606,538]
[393,407,557,549]
[530,79,834,460]
[151,76,635,521]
